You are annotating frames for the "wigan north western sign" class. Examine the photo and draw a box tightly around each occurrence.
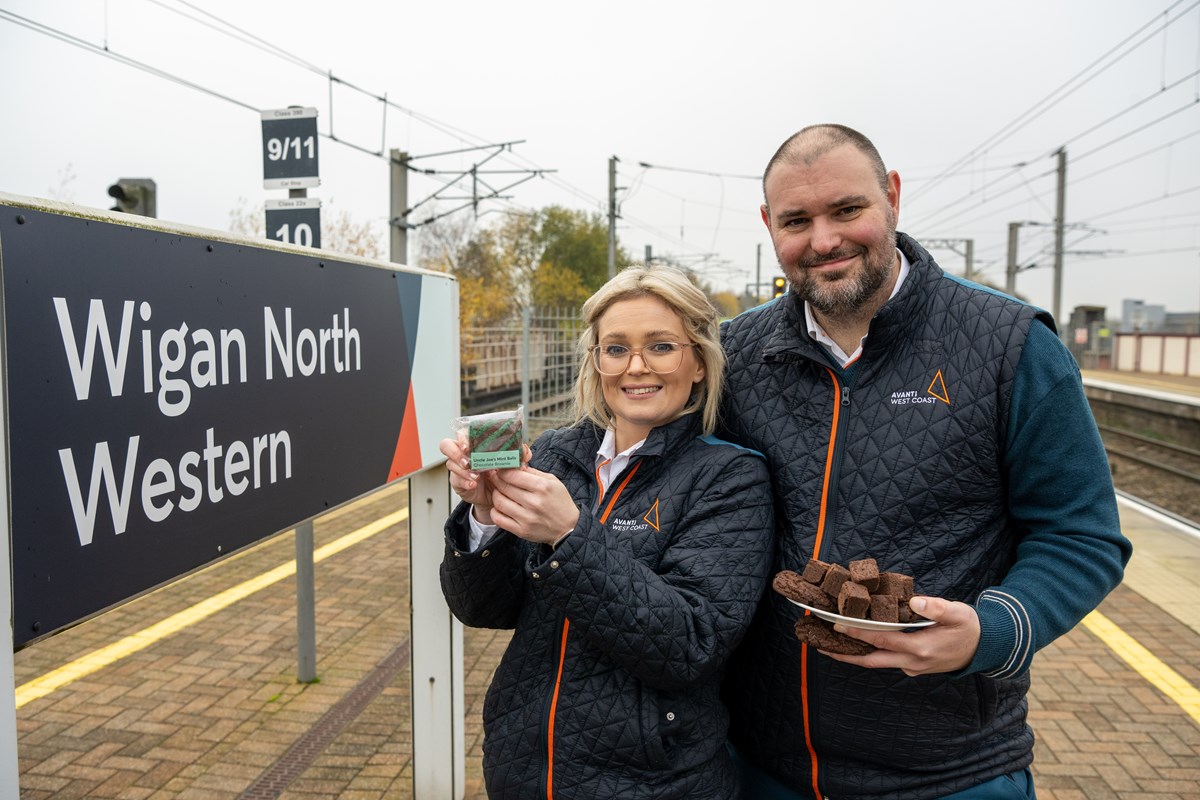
[0,195,457,647]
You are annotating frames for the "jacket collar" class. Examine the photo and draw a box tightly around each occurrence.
[546,412,703,469]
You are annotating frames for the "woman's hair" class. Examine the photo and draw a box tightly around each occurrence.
[573,264,725,435]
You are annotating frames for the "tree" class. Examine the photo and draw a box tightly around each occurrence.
[417,204,629,320]
[534,206,616,302]
[709,291,742,320]
[531,261,592,309]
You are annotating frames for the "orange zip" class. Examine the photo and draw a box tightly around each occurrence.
[546,618,570,800]
[543,459,641,798]
[801,367,842,799]
[600,462,640,524]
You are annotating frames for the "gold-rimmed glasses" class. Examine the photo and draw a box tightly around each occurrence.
[590,342,696,376]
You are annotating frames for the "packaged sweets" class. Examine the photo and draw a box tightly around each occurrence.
[455,406,525,470]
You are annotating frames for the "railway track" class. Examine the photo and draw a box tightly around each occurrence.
[1100,424,1200,525]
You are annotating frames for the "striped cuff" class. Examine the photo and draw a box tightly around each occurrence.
[974,590,1034,679]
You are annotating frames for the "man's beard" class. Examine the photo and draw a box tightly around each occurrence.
[789,229,897,318]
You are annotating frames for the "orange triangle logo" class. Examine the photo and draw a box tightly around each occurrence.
[643,498,661,531]
[927,370,950,405]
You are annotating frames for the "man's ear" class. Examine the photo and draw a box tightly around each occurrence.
[760,203,771,230]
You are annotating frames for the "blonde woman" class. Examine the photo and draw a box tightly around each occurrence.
[440,265,773,799]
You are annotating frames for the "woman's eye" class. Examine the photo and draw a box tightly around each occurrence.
[602,345,629,357]
[648,342,677,354]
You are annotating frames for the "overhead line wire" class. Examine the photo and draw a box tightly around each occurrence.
[908,82,1200,231]
[907,0,1199,204]
[0,8,259,112]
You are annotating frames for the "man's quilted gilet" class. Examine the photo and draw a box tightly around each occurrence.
[720,233,1049,799]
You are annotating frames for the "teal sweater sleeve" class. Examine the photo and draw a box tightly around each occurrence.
[964,321,1133,678]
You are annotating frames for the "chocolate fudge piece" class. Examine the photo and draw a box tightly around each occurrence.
[896,599,930,625]
[876,571,914,600]
[773,571,836,611]
[837,581,871,619]
[801,558,831,585]
[848,558,881,592]
[793,616,875,655]
[469,415,522,453]
[819,563,851,598]
[869,594,899,623]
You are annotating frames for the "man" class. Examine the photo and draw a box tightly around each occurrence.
[719,124,1132,799]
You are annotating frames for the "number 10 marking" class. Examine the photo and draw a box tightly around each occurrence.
[275,223,314,248]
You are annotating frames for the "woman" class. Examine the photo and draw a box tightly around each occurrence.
[439,265,774,799]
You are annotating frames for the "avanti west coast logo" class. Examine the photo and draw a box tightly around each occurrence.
[889,370,951,407]
[611,498,662,534]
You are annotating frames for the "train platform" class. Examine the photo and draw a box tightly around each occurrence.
[1083,368,1200,399]
[13,483,1200,799]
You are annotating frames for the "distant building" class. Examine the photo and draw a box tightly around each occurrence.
[1067,305,1112,369]
[1120,299,1166,332]
[1164,311,1200,334]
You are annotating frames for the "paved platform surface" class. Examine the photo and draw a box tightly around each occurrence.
[14,444,1200,798]
[1083,368,1200,398]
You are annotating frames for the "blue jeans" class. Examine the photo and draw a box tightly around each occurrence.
[730,743,1037,799]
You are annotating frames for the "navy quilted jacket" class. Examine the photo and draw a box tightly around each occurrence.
[441,412,774,799]
[719,234,1129,799]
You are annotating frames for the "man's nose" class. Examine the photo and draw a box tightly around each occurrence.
[809,217,840,254]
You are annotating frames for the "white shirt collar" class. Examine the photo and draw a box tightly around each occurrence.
[804,247,911,367]
[595,428,646,501]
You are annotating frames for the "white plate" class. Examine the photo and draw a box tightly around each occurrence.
[786,598,936,631]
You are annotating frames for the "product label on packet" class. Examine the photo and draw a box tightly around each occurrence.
[470,449,521,470]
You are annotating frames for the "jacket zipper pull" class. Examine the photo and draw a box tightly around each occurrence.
[841,386,850,407]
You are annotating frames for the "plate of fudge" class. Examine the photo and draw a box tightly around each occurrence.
[772,557,935,633]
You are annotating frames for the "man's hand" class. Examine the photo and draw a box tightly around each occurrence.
[821,597,981,676]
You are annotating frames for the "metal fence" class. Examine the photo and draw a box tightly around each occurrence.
[461,307,584,437]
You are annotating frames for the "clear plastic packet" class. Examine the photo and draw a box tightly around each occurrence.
[454,406,525,470]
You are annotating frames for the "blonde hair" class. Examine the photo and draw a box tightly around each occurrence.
[573,264,725,435]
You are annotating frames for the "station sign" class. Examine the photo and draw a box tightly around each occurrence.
[261,107,320,190]
[266,197,321,249]
[0,196,457,647]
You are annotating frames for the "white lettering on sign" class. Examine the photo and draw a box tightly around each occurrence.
[54,299,363,413]
[57,427,293,545]
[264,306,362,379]
[54,297,136,401]
[51,297,365,545]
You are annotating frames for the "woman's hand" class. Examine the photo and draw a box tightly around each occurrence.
[438,437,495,521]
[485,465,580,546]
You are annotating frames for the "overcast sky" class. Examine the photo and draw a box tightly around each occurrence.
[3,0,1198,325]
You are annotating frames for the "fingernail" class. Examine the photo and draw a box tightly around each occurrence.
[911,597,926,612]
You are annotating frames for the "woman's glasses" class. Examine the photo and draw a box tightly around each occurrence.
[590,342,696,376]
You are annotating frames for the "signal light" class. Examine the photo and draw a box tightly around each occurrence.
[108,178,157,218]
[772,276,787,298]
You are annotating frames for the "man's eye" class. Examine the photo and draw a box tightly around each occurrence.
[647,342,678,354]
[602,345,630,357]
[836,206,862,216]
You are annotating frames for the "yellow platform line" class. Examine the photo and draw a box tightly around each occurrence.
[1082,609,1200,727]
[15,508,409,709]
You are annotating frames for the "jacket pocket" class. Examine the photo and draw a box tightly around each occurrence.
[638,683,671,770]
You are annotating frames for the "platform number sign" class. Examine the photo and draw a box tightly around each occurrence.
[266,198,321,249]
[261,107,320,189]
